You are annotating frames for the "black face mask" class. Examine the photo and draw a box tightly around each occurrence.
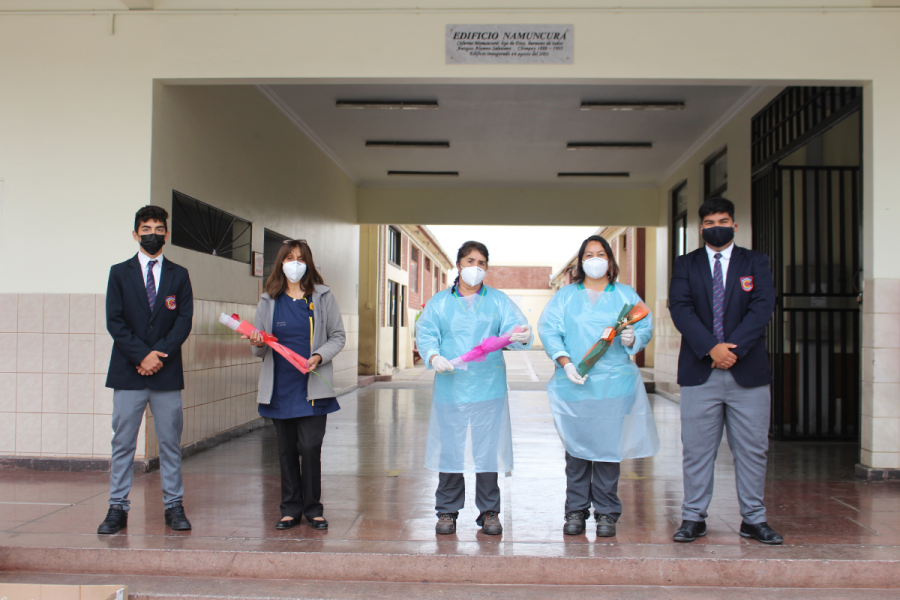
[702,226,735,248]
[139,233,166,255]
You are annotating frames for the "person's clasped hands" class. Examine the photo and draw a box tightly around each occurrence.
[710,342,738,370]
[136,350,167,376]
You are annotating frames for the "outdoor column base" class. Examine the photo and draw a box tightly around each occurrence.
[855,463,900,482]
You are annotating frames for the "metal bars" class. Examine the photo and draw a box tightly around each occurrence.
[751,87,861,173]
[171,191,253,264]
[752,166,861,441]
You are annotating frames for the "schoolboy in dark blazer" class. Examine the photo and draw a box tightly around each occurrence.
[97,205,194,534]
[668,197,782,545]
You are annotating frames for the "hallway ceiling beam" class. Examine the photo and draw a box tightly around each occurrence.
[358,187,658,227]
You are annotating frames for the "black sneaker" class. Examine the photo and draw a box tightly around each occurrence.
[435,512,457,535]
[97,505,128,535]
[595,514,617,537]
[563,509,589,535]
[164,505,192,531]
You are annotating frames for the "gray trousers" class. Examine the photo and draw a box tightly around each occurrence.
[109,388,184,510]
[680,368,770,524]
[564,452,621,521]
[436,472,500,523]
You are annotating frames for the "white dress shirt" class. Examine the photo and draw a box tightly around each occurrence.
[705,242,734,288]
[138,251,164,294]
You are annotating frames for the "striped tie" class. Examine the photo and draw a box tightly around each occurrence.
[146,260,158,311]
[712,253,724,343]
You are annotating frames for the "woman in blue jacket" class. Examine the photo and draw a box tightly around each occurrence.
[416,241,533,536]
[538,235,659,538]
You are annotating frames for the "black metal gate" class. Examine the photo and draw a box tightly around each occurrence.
[752,166,861,440]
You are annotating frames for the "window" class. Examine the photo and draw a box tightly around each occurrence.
[671,181,688,262]
[410,247,419,292]
[434,266,440,294]
[387,227,401,266]
[263,229,290,278]
[172,191,252,263]
[704,148,728,199]
[401,285,407,326]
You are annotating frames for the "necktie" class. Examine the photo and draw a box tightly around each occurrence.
[146,260,158,311]
[712,253,724,343]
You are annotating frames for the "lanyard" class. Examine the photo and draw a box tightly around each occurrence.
[453,284,486,313]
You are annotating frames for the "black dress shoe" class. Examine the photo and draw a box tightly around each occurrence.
[97,505,128,535]
[595,514,617,537]
[435,513,457,534]
[673,520,706,542]
[740,521,783,545]
[164,505,192,531]
[275,518,297,530]
[563,509,589,535]
[309,517,328,530]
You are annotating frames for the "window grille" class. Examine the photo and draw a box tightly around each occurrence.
[751,86,861,173]
[172,191,252,264]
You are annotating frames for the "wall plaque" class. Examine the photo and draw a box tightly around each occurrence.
[446,24,573,64]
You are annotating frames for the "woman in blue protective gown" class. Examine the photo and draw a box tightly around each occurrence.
[538,235,659,538]
[416,241,533,536]
[246,240,345,532]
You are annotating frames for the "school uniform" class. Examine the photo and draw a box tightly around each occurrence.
[668,243,776,528]
[105,252,193,512]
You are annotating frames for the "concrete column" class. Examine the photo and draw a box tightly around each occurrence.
[858,81,900,479]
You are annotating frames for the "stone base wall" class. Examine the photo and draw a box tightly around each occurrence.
[0,293,359,464]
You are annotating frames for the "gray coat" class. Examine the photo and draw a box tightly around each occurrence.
[253,284,346,404]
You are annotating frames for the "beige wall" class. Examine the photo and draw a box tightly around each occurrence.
[500,289,554,350]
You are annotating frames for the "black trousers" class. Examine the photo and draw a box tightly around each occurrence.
[272,415,328,520]
[564,452,622,521]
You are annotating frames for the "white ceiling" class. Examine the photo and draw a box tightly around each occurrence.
[263,83,755,189]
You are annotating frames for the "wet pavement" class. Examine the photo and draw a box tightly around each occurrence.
[1,352,899,591]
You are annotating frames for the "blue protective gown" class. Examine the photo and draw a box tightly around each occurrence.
[416,285,532,473]
[538,282,660,462]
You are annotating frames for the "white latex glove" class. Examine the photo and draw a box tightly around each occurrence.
[431,355,455,373]
[620,324,636,348]
[564,362,588,385]
[509,325,532,345]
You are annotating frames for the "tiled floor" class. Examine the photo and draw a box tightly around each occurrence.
[1,377,898,550]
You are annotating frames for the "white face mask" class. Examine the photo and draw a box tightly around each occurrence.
[460,266,486,287]
[282,261,307,283]
[582,257,609,280]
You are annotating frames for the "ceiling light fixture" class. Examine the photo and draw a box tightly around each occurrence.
[388,171,459,177]
[366,141,450,148]
[579,101,685,111]
[336,100,439,110]
[557,172,630,178]
[566,142,652,150]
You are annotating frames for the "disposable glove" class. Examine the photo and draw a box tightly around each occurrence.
[509,324,533,345]
[564,362,588,385]
[431,355,455,373]
[620,324,636,348]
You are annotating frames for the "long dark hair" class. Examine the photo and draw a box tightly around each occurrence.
[453,240,490,289]
[571,235,619,285]
[265,240,325,297]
